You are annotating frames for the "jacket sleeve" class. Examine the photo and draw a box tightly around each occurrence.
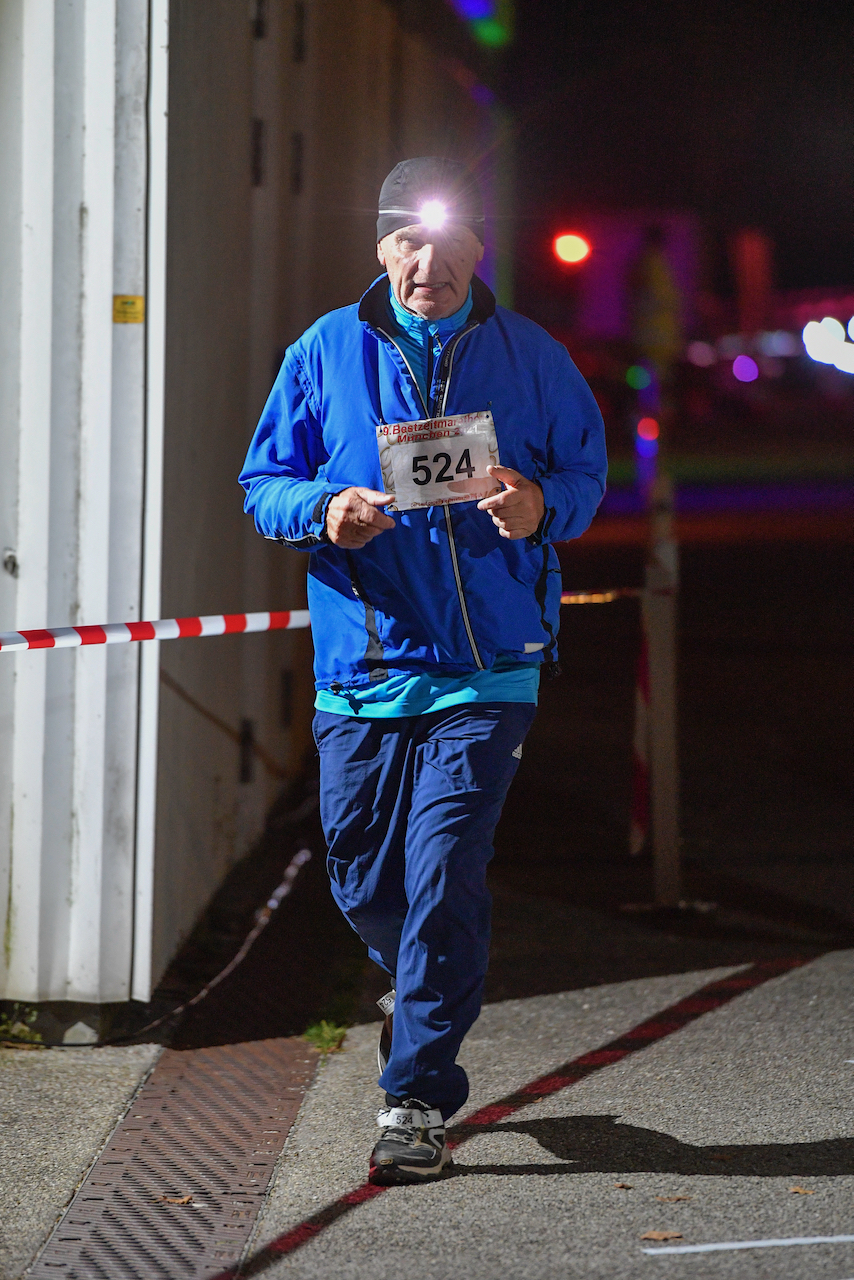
[529,341,608,545]
[239,348,341,549]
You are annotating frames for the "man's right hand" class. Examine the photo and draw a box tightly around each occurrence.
[325,488,396,548]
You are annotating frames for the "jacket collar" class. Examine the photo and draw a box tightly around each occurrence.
[358,272,496,332]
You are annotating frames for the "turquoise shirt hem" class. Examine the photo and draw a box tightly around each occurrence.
[314,664,540,718]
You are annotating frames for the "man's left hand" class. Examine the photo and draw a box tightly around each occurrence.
[477,466,545,540]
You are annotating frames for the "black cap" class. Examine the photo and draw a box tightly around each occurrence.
[377,157,485,243]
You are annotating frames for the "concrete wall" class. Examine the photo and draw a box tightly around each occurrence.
[152,0,274,983]
[148,0,502,990]
[0,0,509,1004]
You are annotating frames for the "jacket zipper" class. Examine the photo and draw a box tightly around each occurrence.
[376,326,429,416]
[345,551,388,682]
[436,325,485,668]
[376,322,486,670]
[442,504,485,668]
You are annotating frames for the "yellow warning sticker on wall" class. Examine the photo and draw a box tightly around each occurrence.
[113,295,145,323]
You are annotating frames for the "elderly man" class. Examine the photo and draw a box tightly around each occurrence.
[240,157,607,1184]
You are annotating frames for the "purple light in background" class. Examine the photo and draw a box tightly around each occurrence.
[635,434,659,458]
[601,480,854,517]
[732,354,759,382]
[470,82,495,106]
[446,0,494,19]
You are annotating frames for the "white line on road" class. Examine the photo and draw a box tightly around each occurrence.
[643,1234,854,1256]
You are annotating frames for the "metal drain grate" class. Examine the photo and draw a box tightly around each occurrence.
[31,1039,318,1279]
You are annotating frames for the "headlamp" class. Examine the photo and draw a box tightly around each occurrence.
[419,200,448,231]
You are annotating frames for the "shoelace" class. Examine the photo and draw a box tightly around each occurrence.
[382,1124,421,1145]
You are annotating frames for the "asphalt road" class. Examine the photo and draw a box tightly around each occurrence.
[244,951,854,1280]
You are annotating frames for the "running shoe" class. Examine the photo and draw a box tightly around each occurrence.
[369,1098,452,1185]
[376,989,395,1075]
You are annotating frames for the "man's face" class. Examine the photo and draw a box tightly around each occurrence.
[377,223,484,320]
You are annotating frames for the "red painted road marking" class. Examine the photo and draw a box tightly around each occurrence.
[224,956,808,1279]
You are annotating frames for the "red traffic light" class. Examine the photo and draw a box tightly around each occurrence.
[553,233,591,264]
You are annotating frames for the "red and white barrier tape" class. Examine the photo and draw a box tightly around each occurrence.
[2,592,641,654]
[2,590,653,860]
[0,609,311,653]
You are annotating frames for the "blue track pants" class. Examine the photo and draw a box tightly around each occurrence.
[313,702,536,1121]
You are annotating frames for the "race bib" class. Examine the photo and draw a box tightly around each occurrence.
[376,411,500,512]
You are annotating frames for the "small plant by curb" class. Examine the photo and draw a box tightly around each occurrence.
[0,1004,44,1048]
[303,1020,348,1056]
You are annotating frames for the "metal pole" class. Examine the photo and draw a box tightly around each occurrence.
[643,473,682,905]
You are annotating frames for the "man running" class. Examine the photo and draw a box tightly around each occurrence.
[240,157,607,1184]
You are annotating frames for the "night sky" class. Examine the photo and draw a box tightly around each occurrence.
[501,0,852,295]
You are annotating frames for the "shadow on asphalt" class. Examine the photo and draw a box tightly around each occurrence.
[450,1114,854,1178]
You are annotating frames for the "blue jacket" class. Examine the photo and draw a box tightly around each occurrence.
[240,275,607,692]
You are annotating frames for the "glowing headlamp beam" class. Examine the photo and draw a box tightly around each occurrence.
[420,200,448,231]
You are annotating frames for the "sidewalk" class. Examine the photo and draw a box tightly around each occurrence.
[0,1044,160,1279]
[6,951,852,1279]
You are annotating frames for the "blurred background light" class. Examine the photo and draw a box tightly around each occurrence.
[802,321,836,364]
[626,364,652,389]
[636,417,659,440]
[802,319,854,373]
[849,317,854,341]
[553,233,591,264]
[635,434,659,458]
[445,0,513,47]
[733,354,759,382]
[448,0,493,15]
[820,316,846,342]
[757,330,800,357]
[686,341,717,367]
[471,17,511,45]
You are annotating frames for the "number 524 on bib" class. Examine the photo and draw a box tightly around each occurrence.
[375,410,501,512]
